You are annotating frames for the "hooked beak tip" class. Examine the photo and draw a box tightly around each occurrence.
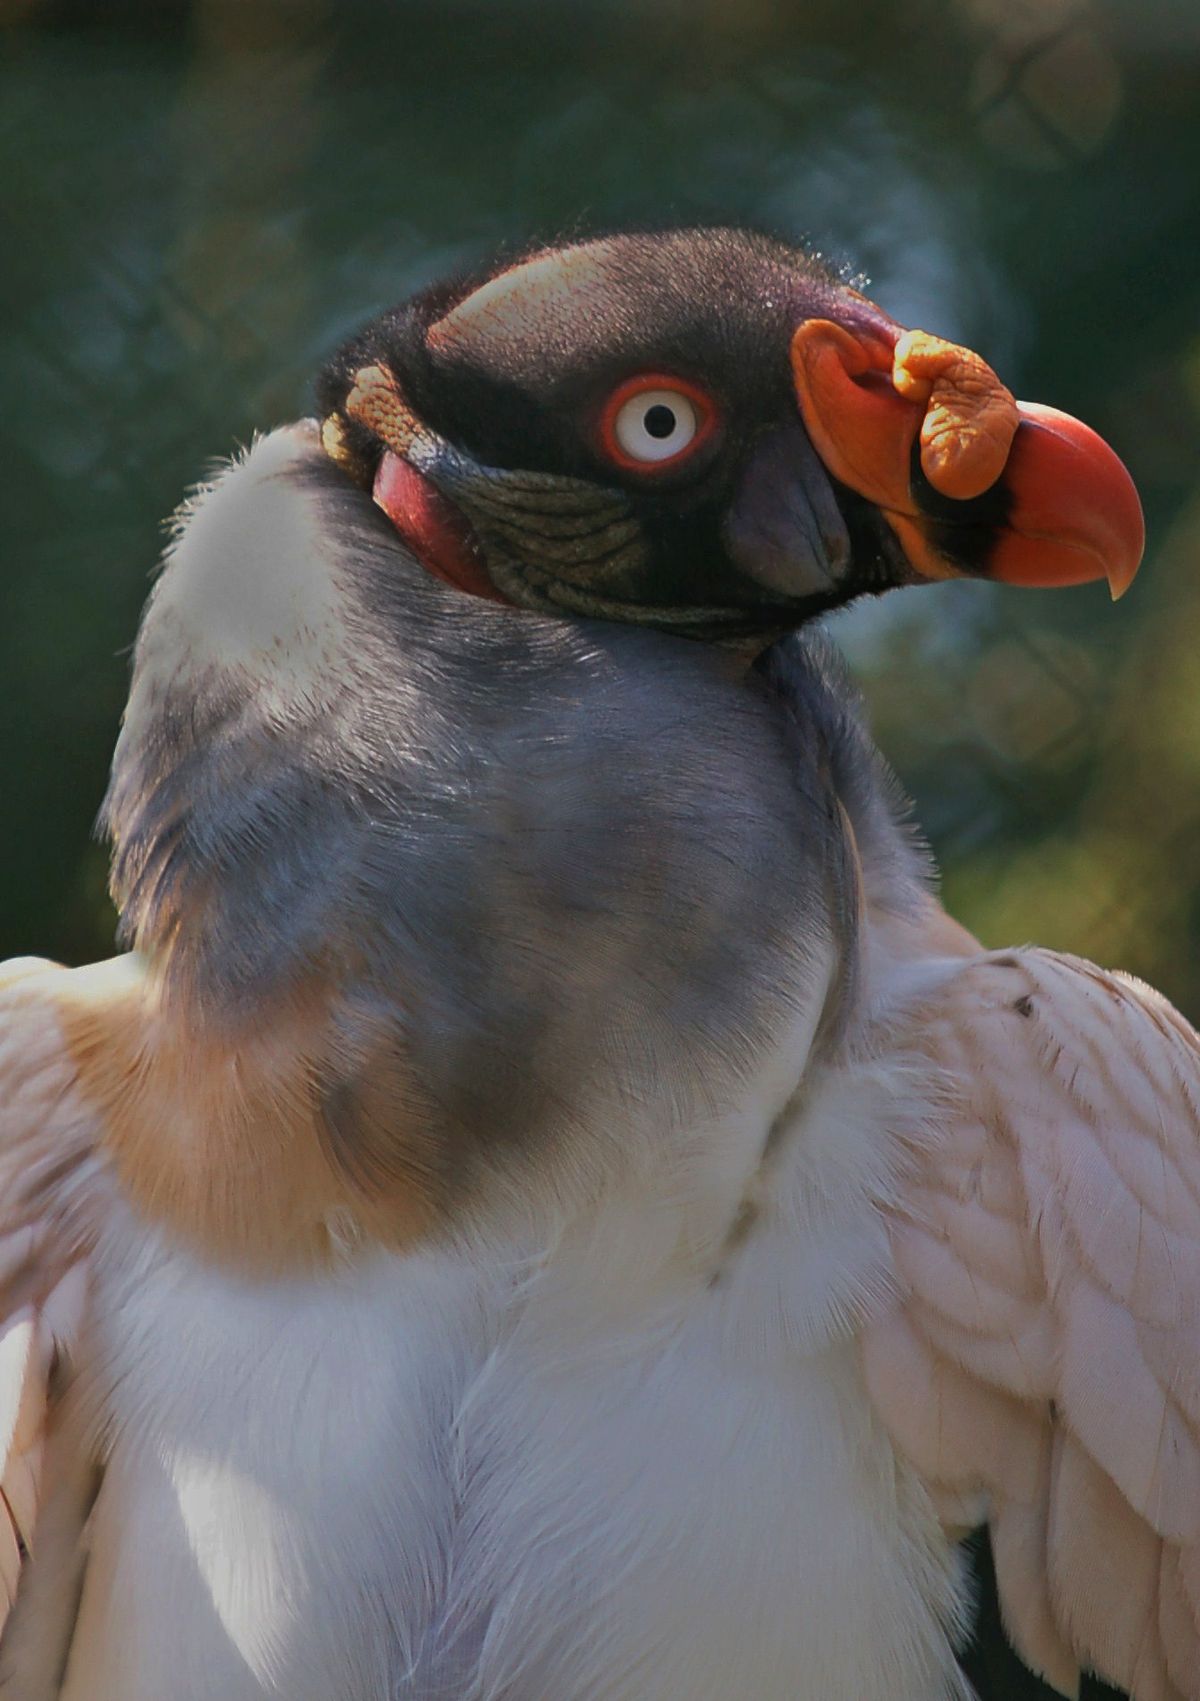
[789,317,1145,599]
[999,401,1145,598]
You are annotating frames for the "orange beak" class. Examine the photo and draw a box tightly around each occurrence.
[790,318,1144,598]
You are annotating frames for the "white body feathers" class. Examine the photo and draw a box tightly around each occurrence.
[5,945,970,1701]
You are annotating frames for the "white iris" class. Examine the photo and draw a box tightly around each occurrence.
[614,389,698,462]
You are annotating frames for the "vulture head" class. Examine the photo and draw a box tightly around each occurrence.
[317,226,1144,644]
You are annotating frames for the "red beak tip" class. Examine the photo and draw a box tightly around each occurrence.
[1002,403,1145,596]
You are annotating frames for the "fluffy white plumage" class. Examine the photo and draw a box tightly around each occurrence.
[1,937,974,1701]
[8,936,1200,1695]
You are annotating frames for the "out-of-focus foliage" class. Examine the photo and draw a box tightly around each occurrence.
[1,0,1198,1007]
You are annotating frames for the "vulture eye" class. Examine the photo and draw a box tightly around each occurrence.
[598,374,717,472]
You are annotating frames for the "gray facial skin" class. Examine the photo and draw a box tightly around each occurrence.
[102,432,929,1242]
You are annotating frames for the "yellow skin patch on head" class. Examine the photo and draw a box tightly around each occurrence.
[320,412,363,478]
[342,364,421,456]
[323,364,426,488]
[891,329,1019,501]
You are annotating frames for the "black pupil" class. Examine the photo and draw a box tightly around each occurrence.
[644,404,677,440]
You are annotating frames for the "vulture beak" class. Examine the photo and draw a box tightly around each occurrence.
[790,317,1145,598]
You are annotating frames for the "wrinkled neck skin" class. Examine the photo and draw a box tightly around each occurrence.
[94,422,960,1271]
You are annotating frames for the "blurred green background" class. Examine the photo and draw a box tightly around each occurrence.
[2,0,1199,1009]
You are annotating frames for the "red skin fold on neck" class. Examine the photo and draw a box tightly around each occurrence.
[373,451,509,604]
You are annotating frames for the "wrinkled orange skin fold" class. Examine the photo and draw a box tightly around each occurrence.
[790,316,1145,597]
[791,319,1020,507]
[892,328,1020,501]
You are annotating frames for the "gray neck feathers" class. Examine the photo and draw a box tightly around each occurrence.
[101,436,930,1220]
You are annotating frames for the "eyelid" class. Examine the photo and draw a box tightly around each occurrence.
[596,372,720,473]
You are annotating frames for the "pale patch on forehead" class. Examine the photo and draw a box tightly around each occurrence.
[427,240,624,358]
[422,231,834,397]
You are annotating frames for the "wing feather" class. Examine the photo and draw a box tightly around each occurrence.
[990,1495,1079,1695]
[0,960,97,1639]
[865,948,1200,1700]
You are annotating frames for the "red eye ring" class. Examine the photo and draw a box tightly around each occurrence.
[596,372,719,474]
